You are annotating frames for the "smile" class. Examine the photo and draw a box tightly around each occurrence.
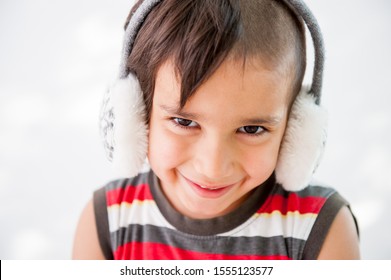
[198,184,228,190]
[180,173,237,198]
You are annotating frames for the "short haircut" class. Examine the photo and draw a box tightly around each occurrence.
[125,0,306,122]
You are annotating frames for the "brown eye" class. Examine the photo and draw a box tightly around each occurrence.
[173,118,197,127]
[239,126,264,135]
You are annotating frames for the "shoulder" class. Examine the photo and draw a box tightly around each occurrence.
[72,198,106,259]
[72,171,152,260]
[94,171,155,258]
[317,205,360,259]
[293,183,360,259]
[272,182,359,259]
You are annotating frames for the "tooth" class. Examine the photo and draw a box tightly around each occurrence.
[200,185,219,190]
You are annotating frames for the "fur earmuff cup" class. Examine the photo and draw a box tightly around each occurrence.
[275,87,328,191]
[110,75,149,178]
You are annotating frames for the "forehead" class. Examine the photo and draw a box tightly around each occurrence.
[154,58,291,123]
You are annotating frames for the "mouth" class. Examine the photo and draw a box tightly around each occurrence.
[181,174,237,198]
[196,183,228,190]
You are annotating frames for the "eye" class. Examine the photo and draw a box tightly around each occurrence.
[238,125,265,135]
[172,117,198,128]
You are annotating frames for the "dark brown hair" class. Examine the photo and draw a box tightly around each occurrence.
[125,0,306,122]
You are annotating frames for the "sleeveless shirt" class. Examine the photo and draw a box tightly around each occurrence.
[93,170,357,259]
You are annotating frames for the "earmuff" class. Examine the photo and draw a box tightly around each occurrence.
[99,0,328,192]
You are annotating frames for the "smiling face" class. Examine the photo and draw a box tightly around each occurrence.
[148,57,291,219]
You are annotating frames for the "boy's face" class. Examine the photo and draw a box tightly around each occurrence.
[148,58,291,219]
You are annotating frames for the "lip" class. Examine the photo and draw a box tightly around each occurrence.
[181,174,236,199]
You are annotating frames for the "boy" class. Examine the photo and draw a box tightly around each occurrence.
[73,0,360,259]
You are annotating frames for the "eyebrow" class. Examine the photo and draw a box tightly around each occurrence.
[240,116,283,126]
[159,104,282,126]
[159,104,200,120]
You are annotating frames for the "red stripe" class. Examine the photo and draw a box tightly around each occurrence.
[258,193,326,215]
[114,242,291,260]
[106,184,153,206]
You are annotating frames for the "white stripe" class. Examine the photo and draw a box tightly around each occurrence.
[107,200,175,233]
[219,211,317,240]
[108,201,317,240]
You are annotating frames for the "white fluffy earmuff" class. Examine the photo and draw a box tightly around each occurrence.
[99,0,328,192]
[111,75,148,177]
[275,86,328,191]
[100,75,148,178]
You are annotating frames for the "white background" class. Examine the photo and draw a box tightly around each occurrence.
[0,0,390,259]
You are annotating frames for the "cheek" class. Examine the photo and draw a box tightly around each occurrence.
[148,124,188,170]
[242,139,282,180]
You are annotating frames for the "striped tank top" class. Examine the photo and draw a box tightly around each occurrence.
[93,170,353,260]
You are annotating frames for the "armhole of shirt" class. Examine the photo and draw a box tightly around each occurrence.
[302,192,360,260]
[93,187,114,260]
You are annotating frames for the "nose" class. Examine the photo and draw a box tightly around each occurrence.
[193,133,235,180]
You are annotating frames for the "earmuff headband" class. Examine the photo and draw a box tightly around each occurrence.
[119,0,162,79]
[119,0,325,104]
[282,0,325,105]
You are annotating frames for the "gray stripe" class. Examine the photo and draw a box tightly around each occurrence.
[105,171,150,192]
[111,224,305,259]
[274,183,336,199]
[93,187,114,259]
